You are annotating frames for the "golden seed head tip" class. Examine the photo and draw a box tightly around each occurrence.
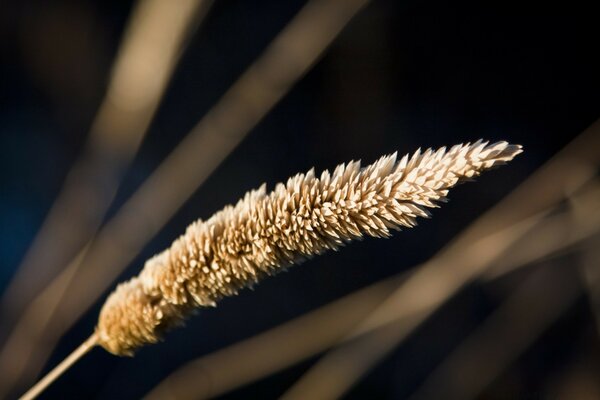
[96,141,521,355]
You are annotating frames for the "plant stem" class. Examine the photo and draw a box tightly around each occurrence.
[20,333,98,400]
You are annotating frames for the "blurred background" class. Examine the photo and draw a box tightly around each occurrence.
[1,1,599,399]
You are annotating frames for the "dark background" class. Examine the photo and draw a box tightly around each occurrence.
[1,1,599,399]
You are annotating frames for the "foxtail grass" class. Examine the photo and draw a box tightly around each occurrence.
[21,140,521,399]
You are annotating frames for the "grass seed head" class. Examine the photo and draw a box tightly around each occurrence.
[96,140,522,355]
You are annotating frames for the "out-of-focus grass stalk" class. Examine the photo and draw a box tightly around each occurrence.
[0,0,208,327]
[0,0,371,396]
[484,180,600,280]
[144,277,408,400]
[0,0,210,396]
[409,265,580,400]
[580,236,600,334]
[572,182,600,336]
[408,188,599,400]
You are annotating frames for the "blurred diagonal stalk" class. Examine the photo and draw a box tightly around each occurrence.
[144,275,407,400]
[0,0,211,396]
[580,236,600,335]
[279,120,600,399]
[484,180,600,281]
[408,187,600,400]
[571,183,600,336]
[409,265,580,400]
[0,0,209,340]
[407,190,600,400]
[0,0,372,396]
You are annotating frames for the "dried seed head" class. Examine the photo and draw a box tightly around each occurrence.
[96,140,522,355]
